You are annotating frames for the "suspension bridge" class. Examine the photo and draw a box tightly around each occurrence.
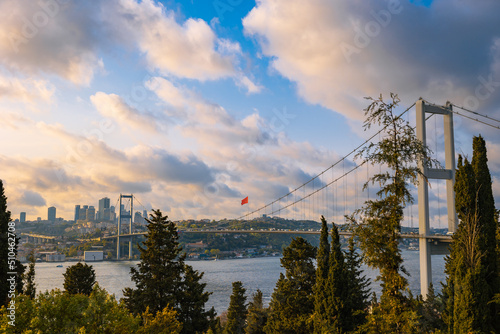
[107,98,499,298]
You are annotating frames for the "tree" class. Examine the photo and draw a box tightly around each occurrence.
[224,281,247,334]
[314,222,348,333]
[264,237,316,334]
[245,289,267,334]
[442,141,498,333]
[350,94,431,332]
[313,216,330,332]
[1,285,140,333]
[139,306,183,334]
[123,209,214,334]
[417,283,444,332]
[63,262,96,295]
[179,265,216,333]
[24,250,36,299]
[343,237,370,331]
[471,135,499,330]
[0,180,25,306]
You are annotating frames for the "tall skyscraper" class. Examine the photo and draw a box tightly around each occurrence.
[87,206,96,221]
[98,197,110,220]
[134,211,143,224]
[48,206,56,222]
[74,205,80,222]
[20,212,26,223]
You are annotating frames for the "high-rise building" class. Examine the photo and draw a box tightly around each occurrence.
[87,206,96,221]
[74,205,80,222]
[20,212,26,223]
[134,211,144,224]
[48,206,56,222]
[98,197,110,220]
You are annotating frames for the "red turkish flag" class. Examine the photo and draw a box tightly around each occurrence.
[241,196,248,205]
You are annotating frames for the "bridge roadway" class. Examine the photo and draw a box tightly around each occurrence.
[101,229,453,243]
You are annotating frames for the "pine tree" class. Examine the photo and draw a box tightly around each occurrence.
[344,237,370,332]
[264,237,316,334]
[313,216,330,332]
[180,265,216,333]
[417,283,443,332]
[123,209,213,334]
[63,262,96,295]
[0,180,25,306]
[245,289,267,334]
[24,250,36,299]
[351,94,431,332]
[224,281,247,334]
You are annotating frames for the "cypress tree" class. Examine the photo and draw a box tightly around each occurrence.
[323,223,347,332]
[264,237,316,334]
[344,237,370,331]
[471,135,499,330]
[443,136,499,333]
[313,216,330,332]
[0,180,25,306]
[224,281,247,334]
[24,250,36,299]
[245,289,267,334]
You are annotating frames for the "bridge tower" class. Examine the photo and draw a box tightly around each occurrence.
[117,194,133,260]
[416,99,458,298]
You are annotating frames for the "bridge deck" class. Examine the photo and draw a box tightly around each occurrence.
[101,230,452,242]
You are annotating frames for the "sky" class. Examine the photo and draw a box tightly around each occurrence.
[0,0,499,225]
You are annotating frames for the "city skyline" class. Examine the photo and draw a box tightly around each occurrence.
[1,0,499,224]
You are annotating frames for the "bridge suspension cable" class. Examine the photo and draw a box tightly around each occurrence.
[235,102,417,221]
[422,100,500,130]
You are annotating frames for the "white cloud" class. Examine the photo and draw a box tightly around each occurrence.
[0,72,54,103]
[111,0,235,81]
[0,0,105,85]
[243,0,500,119]
[90,92,166,132]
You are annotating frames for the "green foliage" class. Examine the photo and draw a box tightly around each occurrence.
[313,216,330,332]
[179,264,216,333]
[344,237,370,332]
[63,262,96,296]
[245,289,267,334]
[24,250,36,299]
[0,284,140,333]
[138,306,183,334]
[265,237,316,334]
[123,209,214,334]
[351,94,432,332]
[314,222,348,333]
[472,136,500,330]
[416,283,444,332]
[0,180,25,306]
[442,138,499,333]
[224,281,247,334]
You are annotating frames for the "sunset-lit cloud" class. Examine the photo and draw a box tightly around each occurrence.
[0,0,498,224]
